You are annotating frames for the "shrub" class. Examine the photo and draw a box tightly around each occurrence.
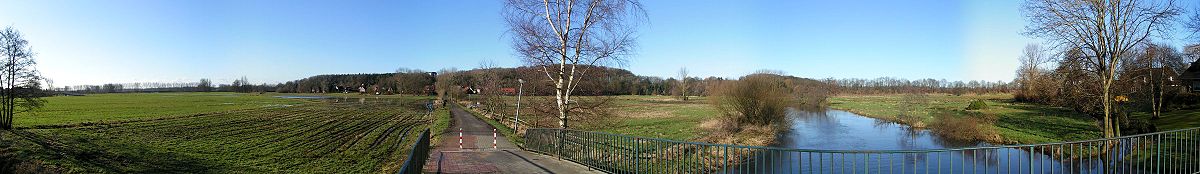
[965,99,989,110]
[929,111,997,142]
[710,74,793,132]
[1120,117,1157,135]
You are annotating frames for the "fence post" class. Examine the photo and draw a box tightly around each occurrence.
[1157,133,1162,173]
[1028,146,1034,174]
[557,129,564,160]
[634,137,640,174]
[723,145,728,173]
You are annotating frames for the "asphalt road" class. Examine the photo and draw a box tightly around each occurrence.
[422,105,599,174]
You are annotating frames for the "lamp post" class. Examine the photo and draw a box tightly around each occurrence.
[514,79,525,130]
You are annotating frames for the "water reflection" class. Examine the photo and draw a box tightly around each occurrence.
[781,108,983,151]
[729,108,1108,173]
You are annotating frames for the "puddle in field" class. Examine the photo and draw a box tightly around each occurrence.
[263,104,294,108]
[274,95,333,99]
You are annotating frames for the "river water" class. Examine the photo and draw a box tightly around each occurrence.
[733,108,1108,173]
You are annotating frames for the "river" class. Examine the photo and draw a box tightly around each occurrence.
[734,108,1108,173]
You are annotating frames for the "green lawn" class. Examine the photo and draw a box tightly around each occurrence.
[1131,108,1200,131]
[2,93,435,173]
[830,93,1103,144]
[15,92,306,128]
[598,95,718,141]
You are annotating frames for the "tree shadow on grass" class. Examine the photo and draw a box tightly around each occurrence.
[7,129,228,173]
[991,104,1102,141]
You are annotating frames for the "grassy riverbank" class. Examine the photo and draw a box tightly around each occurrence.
[829,93,1103,144]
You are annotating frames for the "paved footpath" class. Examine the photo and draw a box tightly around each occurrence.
[422,105,600,174]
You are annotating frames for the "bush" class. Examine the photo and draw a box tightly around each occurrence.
[965,99,989,110]
[929,111,998,142]
[1170,92,1200,110]
[711,74,793,132]
[1120,117,1157,135]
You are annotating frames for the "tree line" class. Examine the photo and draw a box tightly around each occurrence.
[822,77,1015,95]
[58,76,270,94]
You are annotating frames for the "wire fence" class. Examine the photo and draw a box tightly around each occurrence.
[525,127,1200,173]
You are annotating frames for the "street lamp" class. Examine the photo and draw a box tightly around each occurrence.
[514,79,525,130]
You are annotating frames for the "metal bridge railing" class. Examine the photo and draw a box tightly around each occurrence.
[397,129,431,174]
[525,127,1200,173]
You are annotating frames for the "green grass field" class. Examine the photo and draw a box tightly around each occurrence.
[2,93,437,173]
[461,95,719,141]
[600,95,718,141]
[14,93,306,128]
[1131,108,1200,131]
[829,94,1103,144]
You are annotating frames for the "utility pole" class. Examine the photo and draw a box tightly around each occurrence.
[514,79,524,130]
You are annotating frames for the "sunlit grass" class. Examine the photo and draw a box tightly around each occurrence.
[461,95,719,141]
[830,93,1102,144]
[1130,108,1200,131]
[15,92,306,128]
[2,96,432,173]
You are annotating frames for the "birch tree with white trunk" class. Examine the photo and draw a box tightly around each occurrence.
[504,0,645,128]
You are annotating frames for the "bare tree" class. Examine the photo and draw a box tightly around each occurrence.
[1023,0,1180,138]
[475,61,505,118]
[1016,43,1052,102]
[676,67,688,101]
[44,77,54,92]
[504,0,645,128]
[230,76,252,93]
[0,26,46,129]
[197,78,213,92]
[1127,43,1188,119]
[1187,6,1200,38]
[435,68,463,107]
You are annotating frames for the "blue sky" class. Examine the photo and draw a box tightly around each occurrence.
[0,0,1189,86]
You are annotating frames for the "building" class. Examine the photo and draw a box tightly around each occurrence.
[500,88,517,95]
[1182,59,1200,92]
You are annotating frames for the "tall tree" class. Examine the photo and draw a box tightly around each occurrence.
[1023,0,1180,138]
[504,0,645,128]
[676,67,688,101]
[1129,43,1188,119]
[435,68,462,106]
[0,26,46,129]
[197,78,213,92]
[1016,43,1052,102]
[475,61,505,115]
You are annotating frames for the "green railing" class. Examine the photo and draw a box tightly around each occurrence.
[525,127,1200,173]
